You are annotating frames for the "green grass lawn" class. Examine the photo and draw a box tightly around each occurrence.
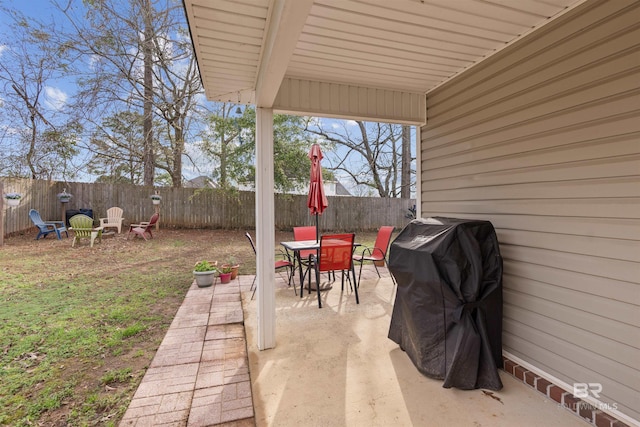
[0,228,379,426]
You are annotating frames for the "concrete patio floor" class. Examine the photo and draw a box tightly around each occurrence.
[243,267,588,427]
[120,265,590,426]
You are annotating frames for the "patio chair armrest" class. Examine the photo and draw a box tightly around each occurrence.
[355,246,374,257]
[370,247,385,258]
[307,253,316,264]
[276,248,292,262]
[45,221,65,228]
[353,246,386,263]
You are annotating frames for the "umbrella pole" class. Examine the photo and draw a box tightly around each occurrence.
[315,213,319,242]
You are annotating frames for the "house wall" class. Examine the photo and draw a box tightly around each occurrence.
[420,0,639,422]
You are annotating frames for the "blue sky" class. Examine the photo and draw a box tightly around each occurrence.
[1,0,57,17]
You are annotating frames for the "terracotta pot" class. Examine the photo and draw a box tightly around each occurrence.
[230,265,239,280]
[222,264,240,280]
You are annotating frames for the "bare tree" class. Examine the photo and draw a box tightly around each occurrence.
[401,125,412,199]
[142,0,155,186]
[0,8,80,179]
[58,0,203,187]
[306,120,411,197]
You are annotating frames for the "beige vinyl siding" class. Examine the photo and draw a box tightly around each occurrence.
[273,77,426,124]
[420,0,640,422]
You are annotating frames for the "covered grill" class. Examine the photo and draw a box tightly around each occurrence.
[388,217,504,391]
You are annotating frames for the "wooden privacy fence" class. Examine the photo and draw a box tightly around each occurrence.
[1,178,415,237]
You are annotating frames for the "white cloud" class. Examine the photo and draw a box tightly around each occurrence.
[88,54,101,70]
[44,86,68,110]
[0,44,6,56]
[329,119,358,129]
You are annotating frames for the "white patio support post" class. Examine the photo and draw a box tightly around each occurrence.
[255,107,276,350]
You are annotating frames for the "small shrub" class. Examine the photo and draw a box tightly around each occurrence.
[193,260,217,272]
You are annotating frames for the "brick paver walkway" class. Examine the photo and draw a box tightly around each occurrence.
[120,277,255,427]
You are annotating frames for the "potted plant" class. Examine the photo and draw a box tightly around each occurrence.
[4,192,22,207]
[57,189,73,203]
[193,260,218,288]
[150,194,162,205]
[219,264,233,284]
[222,257,240,280]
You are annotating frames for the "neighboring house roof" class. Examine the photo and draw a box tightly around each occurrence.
[334,181,351,196]
[184,176,216,188]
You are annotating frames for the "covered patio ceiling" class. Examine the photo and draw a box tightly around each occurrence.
[183,0,586,115]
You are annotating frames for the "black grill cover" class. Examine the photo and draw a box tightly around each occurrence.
[388,217,503,391]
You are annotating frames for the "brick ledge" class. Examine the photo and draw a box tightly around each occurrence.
[502,356,630,427]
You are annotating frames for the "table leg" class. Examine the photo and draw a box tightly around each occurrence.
[297,251,305,298]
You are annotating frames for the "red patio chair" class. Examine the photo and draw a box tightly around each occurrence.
[293,226,317,258]
[245,232,295,300]
[352,226,396,286]
[309,233,359,308]
[127,213,159,240]
[293,225,318,284]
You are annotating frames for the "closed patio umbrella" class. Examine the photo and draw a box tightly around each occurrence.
[307,143,328,241]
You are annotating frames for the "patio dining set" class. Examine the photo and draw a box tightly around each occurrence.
[247,224,396,309]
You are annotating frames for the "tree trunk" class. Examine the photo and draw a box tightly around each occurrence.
[172,119,184,188]
[401,125,411,199]
[27,114,38,179]
[142,0,155,186]
[220,128,227,187]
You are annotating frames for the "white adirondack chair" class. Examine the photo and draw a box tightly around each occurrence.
[99,207,124,233]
